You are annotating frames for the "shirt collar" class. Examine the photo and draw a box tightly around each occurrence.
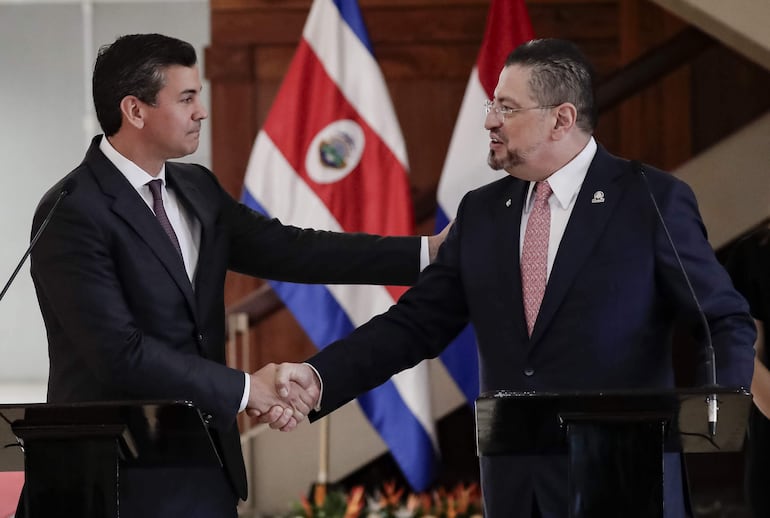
[99,135,168,189]
[524,137,597,212]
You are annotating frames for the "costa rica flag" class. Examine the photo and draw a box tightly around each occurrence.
[242,0,438,491]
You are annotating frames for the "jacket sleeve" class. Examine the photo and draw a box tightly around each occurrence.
[306,205,470,417]
[210,172,421,287]
[654,177,755,388]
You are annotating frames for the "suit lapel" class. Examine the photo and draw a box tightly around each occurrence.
[495,178,530,340]
[166,164,218,312]
[529,147,628,345]
[86,142,198,319]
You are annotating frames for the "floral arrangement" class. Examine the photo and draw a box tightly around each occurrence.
[284,481,482,518]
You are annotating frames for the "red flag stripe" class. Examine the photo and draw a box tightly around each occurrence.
[263,42,412,238]
[477,0,535,96]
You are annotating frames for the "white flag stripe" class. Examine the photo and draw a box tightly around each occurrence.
[386,361,437,451]
[304,0,408,169]
[437,69,506,214]
[245,133,341,232]
[245,133,438,451]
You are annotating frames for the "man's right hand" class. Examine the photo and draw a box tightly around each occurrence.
[275,362,321,407]
[247,363,302,431]
[251,362,322,429]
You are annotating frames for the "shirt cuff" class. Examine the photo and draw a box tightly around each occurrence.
[303,362,324,412]
[419,236,429,271]
[239,372,250,413]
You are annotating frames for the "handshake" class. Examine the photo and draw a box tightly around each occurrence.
[245,362,321,431]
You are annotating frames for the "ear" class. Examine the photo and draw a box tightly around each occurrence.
[119,95,146,130]
[551,102,577,140]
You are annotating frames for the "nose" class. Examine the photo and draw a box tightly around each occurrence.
[484,109,501,130]
[195,98,208,121]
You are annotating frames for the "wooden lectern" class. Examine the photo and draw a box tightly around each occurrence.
[475,387,751,518]
[0,401,219,518]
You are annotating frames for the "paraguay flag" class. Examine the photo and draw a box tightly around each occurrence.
[436,0,534,404]
[241,0,438,491]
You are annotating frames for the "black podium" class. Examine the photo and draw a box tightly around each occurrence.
[0,401,220,518]
[475,387,751,518]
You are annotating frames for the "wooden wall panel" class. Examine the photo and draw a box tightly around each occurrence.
[691,44,770,153]
[615,0,690,168]
[207,0,692,366]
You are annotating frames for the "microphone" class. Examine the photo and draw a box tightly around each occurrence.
[0,179,75,303]
[632,160,718,437]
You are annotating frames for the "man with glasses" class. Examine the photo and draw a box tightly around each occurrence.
[266,38,755,518]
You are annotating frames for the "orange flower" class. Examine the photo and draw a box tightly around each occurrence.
[344,485,366,518]
[405,493,421,512]
[383,480,404,507]
[299,495,312,517]
[432,488,447,513]
[420,493,433,513]
[313,483,327,507]
[446,495,457,518]
[313,484,326,507]
[453,482,478,513]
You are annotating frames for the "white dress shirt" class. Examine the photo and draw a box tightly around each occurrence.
[99,136,201,283]
[520,137,598,280]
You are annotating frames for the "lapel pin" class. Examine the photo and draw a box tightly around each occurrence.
[591,191,605,204]
[505,199,512,207]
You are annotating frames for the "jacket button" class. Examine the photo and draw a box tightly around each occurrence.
[197,333,204,344]
[523,368,535,377]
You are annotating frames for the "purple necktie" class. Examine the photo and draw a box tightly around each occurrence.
[521,181,552,336]
[147,179,182,257]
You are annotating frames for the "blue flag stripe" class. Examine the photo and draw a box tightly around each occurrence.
[437,325,480,403]
[332,0,374,55]
[357,383,438,490]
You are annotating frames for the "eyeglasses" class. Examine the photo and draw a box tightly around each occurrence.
[483,100,559,121]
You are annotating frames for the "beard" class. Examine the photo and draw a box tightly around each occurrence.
[487,147,524,171]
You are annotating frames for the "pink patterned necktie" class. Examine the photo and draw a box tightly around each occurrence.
[147,179,183,257]
[521,181,552,336]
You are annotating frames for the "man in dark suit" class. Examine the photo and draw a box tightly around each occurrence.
[26,33,439,517]
[267,39,756,518]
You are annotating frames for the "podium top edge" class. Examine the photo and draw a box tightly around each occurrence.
[477,387,751,401]
[0,400,197,411]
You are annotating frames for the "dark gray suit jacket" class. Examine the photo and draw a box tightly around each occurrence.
[30,136,420,516]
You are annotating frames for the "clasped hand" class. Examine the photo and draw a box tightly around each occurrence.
[245,362,320,431]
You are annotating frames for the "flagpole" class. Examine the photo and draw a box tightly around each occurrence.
[315,416,329,502]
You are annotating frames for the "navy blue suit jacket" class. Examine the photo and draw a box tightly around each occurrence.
[29,136,421,516]
[308,145,755,518]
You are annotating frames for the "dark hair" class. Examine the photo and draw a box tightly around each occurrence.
[92,33,197,136]
[505,38,597,133]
